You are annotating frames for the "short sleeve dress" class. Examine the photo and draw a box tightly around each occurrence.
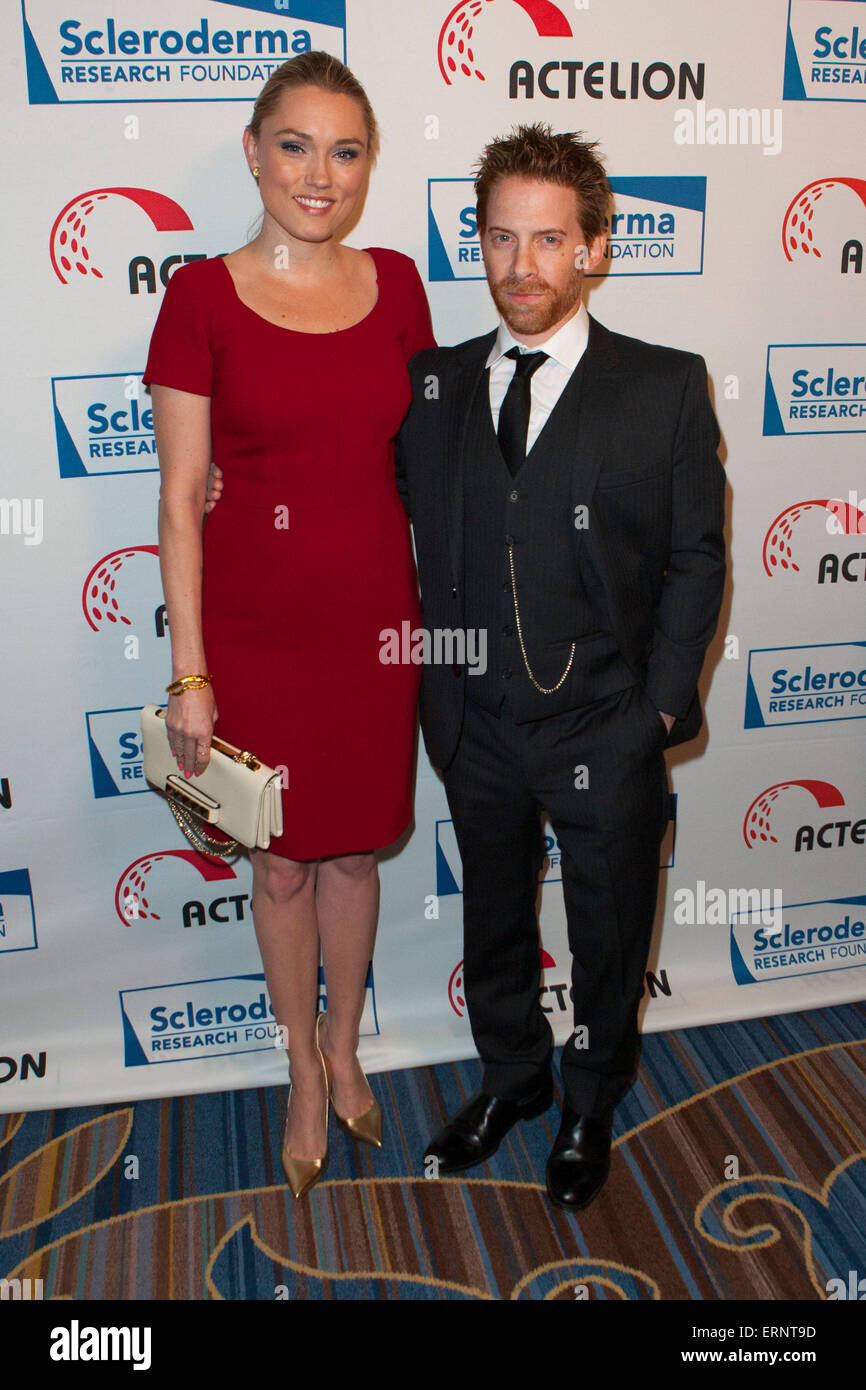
[142,248,436,860]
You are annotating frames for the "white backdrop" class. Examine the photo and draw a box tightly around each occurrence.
[2,0,865,1111]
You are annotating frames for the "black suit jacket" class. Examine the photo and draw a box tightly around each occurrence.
[395,314,726,772]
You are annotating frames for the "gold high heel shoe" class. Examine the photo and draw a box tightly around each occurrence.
[316,1013,383,1149]
[281,1041,329,1199]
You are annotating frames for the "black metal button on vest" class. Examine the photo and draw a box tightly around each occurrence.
[496,347,549,478]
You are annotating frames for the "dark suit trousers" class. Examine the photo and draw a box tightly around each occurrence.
[442,683,669,1116]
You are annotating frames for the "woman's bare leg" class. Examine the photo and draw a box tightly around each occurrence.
[316,852,379,1118]
[250,848,327,1160]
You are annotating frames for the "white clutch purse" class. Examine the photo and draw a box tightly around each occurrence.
[140,704,283,855]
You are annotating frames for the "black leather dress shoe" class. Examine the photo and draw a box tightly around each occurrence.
[423,1079,553,1175]
[545,1107,613,1211]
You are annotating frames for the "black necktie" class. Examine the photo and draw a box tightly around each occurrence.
[496,347,549,477]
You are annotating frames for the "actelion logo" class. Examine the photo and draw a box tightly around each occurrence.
[82,546,159,630]
[114,850,240,927]
[50,187,193,284]
[448,947,557,1016]
[742,780,845,847]
[447,959,465,1015]
[438,0,573,85]
[782,177,866,265]
[762,498,866,575]
[436,3,704,102]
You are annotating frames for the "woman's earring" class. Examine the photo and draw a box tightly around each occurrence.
[252,167,260,180]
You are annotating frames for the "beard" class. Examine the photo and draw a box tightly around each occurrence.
[489,267,583,336]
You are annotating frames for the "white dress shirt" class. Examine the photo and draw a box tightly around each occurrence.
[486,301,590,451]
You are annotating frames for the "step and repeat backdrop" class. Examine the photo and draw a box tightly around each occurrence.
[1,0,864,1111]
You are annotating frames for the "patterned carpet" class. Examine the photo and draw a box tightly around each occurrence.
[1,1002,864,1301]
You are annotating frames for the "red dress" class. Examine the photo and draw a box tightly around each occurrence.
[143,249,435,859]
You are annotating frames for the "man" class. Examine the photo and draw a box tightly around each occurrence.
[395,123,725,1211]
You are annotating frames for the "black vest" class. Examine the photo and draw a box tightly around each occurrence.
[462,356,635,720]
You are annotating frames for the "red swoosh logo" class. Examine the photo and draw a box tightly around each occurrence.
[743,780,845,848]
[51,187,194,283]
[116,850,236,926]
[782,177,866,262]
[438,0,572,85]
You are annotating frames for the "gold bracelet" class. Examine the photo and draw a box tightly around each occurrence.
[165,674,212,695]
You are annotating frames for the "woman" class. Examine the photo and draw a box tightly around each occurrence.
[143,52,435,1198]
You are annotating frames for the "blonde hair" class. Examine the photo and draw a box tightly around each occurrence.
[247,50,379,163]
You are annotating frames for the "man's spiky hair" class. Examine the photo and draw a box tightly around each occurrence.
[474,122,610,242]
